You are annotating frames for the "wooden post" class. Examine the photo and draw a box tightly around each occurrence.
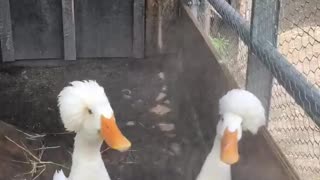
[62,0,76,60]
[133,0,145,58]
[246,0,280,121]
[0,0,15,62]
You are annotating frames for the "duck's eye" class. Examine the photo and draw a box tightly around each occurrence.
[88,108,93,115]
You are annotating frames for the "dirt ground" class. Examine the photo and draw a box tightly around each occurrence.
[0,55,198,179]
[0,56,209,180]
[0,53,291,180]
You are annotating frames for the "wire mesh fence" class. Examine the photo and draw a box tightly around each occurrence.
[190,0,251,88]
[269,0,320,179]
[187,0,320,179]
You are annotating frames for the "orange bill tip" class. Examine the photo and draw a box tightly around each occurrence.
[100,115,131,152]
[220,129,239,165]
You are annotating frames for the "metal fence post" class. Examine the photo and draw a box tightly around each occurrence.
[246,0,280,121]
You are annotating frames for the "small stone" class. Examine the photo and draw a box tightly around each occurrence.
[122,89,132,99]
[123,95,131,99]
[126,121,135,126]
[162,85,167,91]
[170,143,181,155]
[156,92,167,101]
[166,133,176,138]
[150,104,171,115]
[21,70,28,80]
[158,72,165,80]
[164,100,170,104]
[132,99,143,108]
[122,89,132,94]
[158,123,175,131]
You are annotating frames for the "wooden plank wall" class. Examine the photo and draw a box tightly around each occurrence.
[0,0,152,62]
[0,0,14,62]
[0,0,182,62]
[62,0,76,60]
[145,0,180,56]
[133,0,145,58]
[74,0,133,58]
[10,0,63,60]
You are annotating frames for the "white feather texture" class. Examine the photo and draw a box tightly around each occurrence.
[197,89,266,180]
[53,170,67,180]
[58,80,113,132]
[55,80,115,180]
[219,89,266,134]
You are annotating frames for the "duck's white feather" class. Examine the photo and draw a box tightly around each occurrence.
[58,80,113,132]
[219,89,266,134]
[196,136,231,180]
[197,89,266,180]
[53,170,67,180]
[55,80,115,180]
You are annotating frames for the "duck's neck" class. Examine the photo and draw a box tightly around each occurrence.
[69,131,110,180]
[73,131,103,159]
[196,136,231,180]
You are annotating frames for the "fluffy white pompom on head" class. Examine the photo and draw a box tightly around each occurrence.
[219,89,266,134]
[58,80,113,132]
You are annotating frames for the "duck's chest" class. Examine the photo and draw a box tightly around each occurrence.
[68,159,111,180]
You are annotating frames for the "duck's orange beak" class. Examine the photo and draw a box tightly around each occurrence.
[100,115,131,152]
[220,129,239,165]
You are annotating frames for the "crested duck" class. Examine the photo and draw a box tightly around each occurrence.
[196,89,266,180]
[53,80,131,180]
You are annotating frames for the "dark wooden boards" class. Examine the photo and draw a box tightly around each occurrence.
[62,0,76,60]
[0,0,15,62]
[133,0,145,58]
[2,0,145,61]
[75,0,133,58]
[10,0,63,60]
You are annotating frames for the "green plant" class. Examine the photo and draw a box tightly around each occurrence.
[210,35,230,58]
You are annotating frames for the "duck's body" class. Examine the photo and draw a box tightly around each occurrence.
[197,89,266,180]
[53,134,110,180]
[53,132,111,180]
[53,80,131,180]
[196,136,231,180]
[53,170,66,180]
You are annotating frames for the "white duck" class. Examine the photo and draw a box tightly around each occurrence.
[53,80,131,180]
[196,89,266,180]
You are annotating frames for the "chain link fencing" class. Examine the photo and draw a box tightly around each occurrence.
[192,0,251,88]
[187,0,320,179]
[269,0,320,179]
